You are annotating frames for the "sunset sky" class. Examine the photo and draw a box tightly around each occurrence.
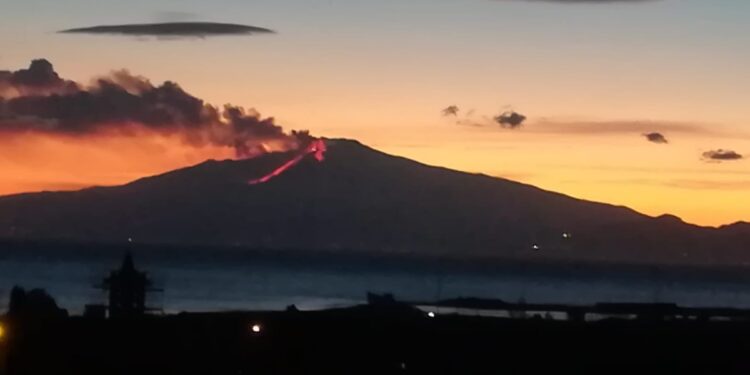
[1,0,749,226]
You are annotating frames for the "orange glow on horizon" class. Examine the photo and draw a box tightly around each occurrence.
[1,126,748,227]
[0,132,236,195]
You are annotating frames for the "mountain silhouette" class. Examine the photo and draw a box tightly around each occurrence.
[0,139,747,265]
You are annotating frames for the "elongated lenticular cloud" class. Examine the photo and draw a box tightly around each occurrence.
[59,22,275,38]
[0,59,311,158]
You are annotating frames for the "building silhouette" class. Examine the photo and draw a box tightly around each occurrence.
[100,252,158,318]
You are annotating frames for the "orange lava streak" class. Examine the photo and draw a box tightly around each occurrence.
[248,139,327,185]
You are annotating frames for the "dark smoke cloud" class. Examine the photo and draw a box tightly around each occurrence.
[0,59,310,157]
[702,149,744,162]
[494,111,527,129]
[643,132,668,144]
[0,59,79,97]
[442,105,460,117]
[59,22,275,38]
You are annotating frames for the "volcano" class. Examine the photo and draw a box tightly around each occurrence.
[0,139,748,265]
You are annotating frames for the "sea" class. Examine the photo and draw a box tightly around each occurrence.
[1,243,750,314]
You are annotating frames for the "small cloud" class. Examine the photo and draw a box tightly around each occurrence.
[494,111,526,129]
[59,22,275,38]
[444,106,527,129]
[702,149,744,162]
[643,132,668,144]
[442,105,460,117]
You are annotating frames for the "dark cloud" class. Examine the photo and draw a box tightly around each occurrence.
[494,111,527,129]
[442,105,460,117]
[59,22,275,38]
[0,60,310,158]
[702,149,744,162]
[444,106,526,129]
[643,132,668,144]
[0,59,79,97]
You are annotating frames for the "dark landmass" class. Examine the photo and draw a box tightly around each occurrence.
[0,139,748,265]
[5,299,750,374]
[2,252,749,374]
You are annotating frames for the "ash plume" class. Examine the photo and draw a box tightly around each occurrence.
[0,59,79,97]
[0,59,311,158]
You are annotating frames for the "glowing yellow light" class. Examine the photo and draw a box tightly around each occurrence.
[251,324,262,333]
[0,324,5,338]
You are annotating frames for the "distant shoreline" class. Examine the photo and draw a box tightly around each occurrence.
[2,238,750,284]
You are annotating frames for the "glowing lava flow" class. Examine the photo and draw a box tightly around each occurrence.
[248,139,327,185]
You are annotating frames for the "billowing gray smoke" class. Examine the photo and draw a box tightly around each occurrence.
[0,59,79,97]
[0,59,311,157]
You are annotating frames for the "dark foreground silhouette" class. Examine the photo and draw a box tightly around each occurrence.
[4,297,750,374]
[2,255,750,374]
